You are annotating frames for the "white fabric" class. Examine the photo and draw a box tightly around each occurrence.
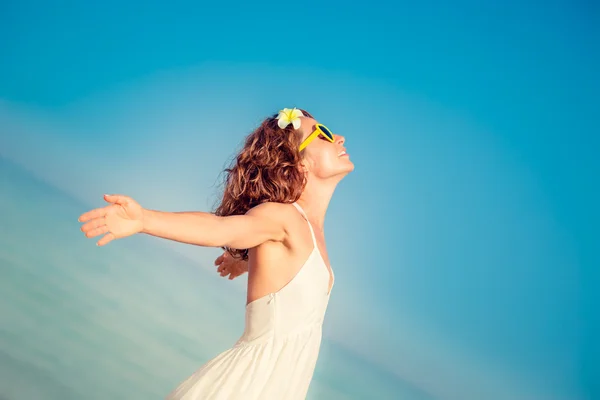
[167,202,334,399]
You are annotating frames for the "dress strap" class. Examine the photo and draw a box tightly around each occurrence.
[291,202,318,247]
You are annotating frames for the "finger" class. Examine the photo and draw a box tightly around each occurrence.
[217,264,224,273]
[80,217,105,233]
[85,224,109,239]
[96,232,115,247]
[214,254,224,266]
[78,207,109,223]
[104,194,129,205]
[220,267,228,277]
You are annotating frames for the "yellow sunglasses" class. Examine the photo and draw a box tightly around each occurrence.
[299,124,335,151]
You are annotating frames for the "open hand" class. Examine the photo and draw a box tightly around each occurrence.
[78,194,144,246]
[215,251,248,280]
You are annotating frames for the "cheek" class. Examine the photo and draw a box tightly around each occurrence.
[313,149,339,174]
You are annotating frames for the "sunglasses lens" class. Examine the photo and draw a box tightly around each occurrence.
[319,125,334,140]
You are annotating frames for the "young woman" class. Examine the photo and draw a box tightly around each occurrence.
[78,108,354,399]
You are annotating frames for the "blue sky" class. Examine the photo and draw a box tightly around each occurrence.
[1,1,598,399]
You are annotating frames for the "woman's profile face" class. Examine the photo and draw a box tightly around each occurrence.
[298,117,354,181]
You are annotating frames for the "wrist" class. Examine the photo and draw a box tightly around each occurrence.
[141,208,153,234]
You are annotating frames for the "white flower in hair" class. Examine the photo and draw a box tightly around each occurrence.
[277,108,304,130]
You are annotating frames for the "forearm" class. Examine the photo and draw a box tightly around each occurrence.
[141,209,225,247]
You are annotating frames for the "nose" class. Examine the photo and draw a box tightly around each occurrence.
[335,134,345,144]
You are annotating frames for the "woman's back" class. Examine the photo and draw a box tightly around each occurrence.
[241,202,333,341]
[246,202,334,306]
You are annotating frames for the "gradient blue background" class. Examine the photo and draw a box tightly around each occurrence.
[1,1,598,399]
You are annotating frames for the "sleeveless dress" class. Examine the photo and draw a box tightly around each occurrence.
[166,202,335,400]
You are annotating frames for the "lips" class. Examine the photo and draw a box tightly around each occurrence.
[338,149,348,157]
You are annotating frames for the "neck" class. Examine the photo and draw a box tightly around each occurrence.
[295,178,338,231]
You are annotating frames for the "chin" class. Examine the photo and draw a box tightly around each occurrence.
[336,162,355,179]
[318,159,355,181]
[342,158,355,173]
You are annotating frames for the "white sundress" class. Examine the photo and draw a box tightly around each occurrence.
[167,202,335,400]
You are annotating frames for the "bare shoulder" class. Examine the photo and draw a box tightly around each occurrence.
[245,202,300,241]
[246,202,297,241]
[245,202,297,220]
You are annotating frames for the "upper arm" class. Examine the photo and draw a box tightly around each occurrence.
[218,202,288,250]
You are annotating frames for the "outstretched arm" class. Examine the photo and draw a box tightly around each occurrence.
[142,208,284,248]
[79,194,286,248]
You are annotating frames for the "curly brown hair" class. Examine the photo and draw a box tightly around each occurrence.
[214,109,314,260]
